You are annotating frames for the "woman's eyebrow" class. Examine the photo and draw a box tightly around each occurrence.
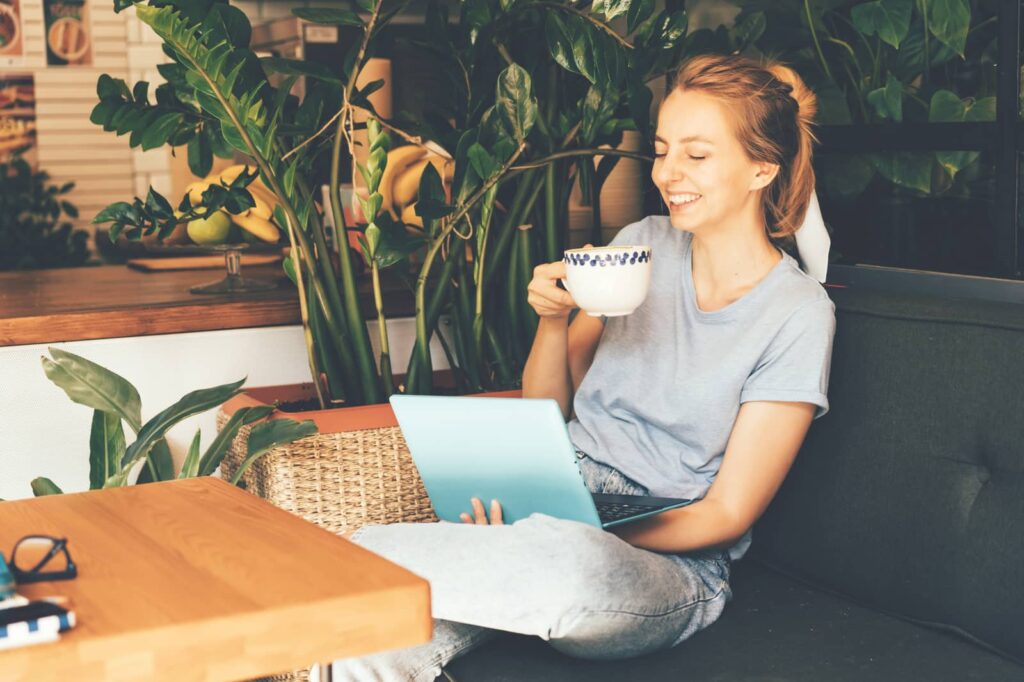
[654,135,713,144]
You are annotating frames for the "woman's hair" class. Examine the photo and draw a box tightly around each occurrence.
[671,54,818,240]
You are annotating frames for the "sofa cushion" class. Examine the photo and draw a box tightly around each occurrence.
[751,286,1024,661]
[445,560,1024,681]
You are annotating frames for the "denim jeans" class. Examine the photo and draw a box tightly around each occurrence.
[331,454,732,682]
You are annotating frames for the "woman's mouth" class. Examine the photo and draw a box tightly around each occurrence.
[667,193,701,211]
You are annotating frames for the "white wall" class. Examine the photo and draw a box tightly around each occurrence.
[0,318,449,501]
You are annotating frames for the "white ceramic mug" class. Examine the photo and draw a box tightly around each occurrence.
[562,245,652,317]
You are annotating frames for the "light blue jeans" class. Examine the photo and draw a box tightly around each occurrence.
[332,454,732,681]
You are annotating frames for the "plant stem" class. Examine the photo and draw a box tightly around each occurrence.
[544,159,559,262]
[804,0,835,82]
[920,0,931,87]
[509,147,651,173]
[371,262,394,395]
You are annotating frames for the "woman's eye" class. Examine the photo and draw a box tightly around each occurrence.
[654,152,667,158]
[689,155,706,161]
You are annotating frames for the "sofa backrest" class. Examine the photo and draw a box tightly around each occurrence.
[752,285,1024,662]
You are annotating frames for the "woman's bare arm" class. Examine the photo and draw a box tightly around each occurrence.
[609,400,816,553]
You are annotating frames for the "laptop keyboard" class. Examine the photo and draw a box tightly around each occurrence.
[596,501,659,523]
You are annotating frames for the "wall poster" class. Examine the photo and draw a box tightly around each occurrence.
[0,0,25,67]
[0,73,37,166]
[44,0,92,65]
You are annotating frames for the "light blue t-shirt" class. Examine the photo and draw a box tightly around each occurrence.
[567,215,836,560]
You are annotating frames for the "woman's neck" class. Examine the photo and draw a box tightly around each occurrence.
[690,219,781,312]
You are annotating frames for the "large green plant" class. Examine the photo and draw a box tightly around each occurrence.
[0,156,89,270]
[88,0,696,407]
[31,348,316,495]
[733,0,997,199]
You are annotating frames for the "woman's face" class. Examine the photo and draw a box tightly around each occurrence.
[652,89,775,235]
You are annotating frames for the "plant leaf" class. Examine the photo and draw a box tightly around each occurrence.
[291,7,364,26]
[178,429,203,479]
[88,410,126,490]
[495,63,537,142]
[230,419,318,485]
[851,0,912,49]
[31,477,64,497]
[136,439,176,484]
[260,57,342,84]
[866,73,903,122]
[42,348,143,432]
[545,14,577,74]
[926,0,970,57]
[198,405,275,476]
[121,378,246,469]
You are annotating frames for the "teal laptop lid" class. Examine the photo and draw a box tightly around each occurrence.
[389,395,603,527]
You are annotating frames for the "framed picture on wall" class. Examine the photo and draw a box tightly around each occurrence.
[0,0,25,67]
[43,0,92,66]
[0,73,36,166]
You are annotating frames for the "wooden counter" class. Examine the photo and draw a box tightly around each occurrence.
[0,265,415,347]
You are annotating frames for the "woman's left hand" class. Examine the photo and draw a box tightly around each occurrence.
[460,497,504,525]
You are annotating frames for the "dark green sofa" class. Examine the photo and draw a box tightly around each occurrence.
[446,285,1024,681]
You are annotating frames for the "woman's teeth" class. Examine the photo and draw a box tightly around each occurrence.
[669,193,701,206]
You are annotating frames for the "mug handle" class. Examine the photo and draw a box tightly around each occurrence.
[558,277,573,296]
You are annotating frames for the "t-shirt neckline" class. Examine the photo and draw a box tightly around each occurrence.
[684,237,792,321]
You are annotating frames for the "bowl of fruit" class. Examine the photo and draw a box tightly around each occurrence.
[150,165,285,294]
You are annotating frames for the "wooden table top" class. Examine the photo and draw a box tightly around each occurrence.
[0,478,431,681]
[0,265,415,347]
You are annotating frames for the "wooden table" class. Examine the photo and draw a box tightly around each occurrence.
[0,478,432,681]
[0,265,416,347]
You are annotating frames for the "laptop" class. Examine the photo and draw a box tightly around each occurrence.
[389,395,693,528]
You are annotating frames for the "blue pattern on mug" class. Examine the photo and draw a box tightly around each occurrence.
[564,249,650,267]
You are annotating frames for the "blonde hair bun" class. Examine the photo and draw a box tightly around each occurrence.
[767,63,817,124]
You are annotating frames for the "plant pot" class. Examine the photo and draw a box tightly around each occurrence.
[218,383,522,536]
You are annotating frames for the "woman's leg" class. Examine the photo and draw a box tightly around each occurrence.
[331,455,731,680]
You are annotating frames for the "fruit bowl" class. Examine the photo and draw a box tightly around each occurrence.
[185,243,278,294]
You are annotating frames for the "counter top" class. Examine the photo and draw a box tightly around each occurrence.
[0,264,414,347]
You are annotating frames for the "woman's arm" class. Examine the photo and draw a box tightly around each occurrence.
[522,261,605,419]
[610,400,816,553]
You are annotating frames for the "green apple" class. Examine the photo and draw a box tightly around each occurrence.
[187,210,232,245]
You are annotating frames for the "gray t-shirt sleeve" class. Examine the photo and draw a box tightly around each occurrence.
[740,297,836,418]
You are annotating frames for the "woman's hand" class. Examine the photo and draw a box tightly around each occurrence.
[527,245,591,319]
[460,497,504,525]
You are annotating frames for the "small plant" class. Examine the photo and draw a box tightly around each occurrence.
[0,156,89,270]
[31,348,317,496]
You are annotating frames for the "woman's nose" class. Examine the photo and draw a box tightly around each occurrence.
[653,155,683,187]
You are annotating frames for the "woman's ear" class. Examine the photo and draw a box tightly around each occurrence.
[749,161,780,191]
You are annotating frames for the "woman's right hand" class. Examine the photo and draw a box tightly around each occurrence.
[527,260,578,319]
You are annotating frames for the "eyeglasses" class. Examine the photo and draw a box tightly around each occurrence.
[9,535,77,584]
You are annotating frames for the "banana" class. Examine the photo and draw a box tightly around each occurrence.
[232,213,280,243]
[378,145,429,218]
[392,158,431,208]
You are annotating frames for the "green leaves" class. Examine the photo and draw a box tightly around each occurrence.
[292,7,364,26]
[866,73,903,122]
[230,419,318,485]
[544,14,576,74]
[851,0,912,49]
[31,478,64,497]
[926,0,970,57]
[42,347,142,432]
[495,64,537,142]
[120,378,246,470]
[198,405,274,476]
[89,410,126,490]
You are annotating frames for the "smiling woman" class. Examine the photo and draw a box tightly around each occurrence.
[329,54,837,682]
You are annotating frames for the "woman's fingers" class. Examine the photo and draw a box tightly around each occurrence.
[471,497,488,524]
[461,497,504,524]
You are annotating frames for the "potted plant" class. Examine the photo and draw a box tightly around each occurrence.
[85,0,721,554]
[29,348,315,496]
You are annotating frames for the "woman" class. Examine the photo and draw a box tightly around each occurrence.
[335,54,836,681]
